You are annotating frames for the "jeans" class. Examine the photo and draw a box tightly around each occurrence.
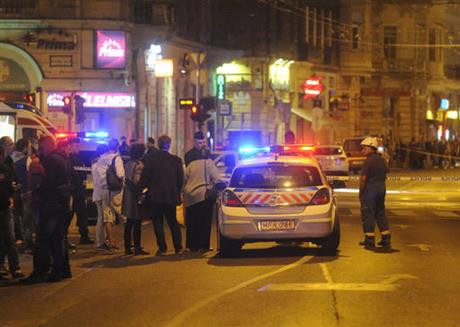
[151,204,182,252]
[0,208,20,272]
[360,183,389,235]
[185,199,214,251]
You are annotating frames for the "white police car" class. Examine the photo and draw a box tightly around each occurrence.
[312,145,349,176]
[217,154,342,257]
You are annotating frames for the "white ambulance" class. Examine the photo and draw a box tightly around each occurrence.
[0,101,57,141]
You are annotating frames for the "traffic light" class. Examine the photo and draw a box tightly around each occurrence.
[75,95,86,124]
[190,105,200,122]
[23,93,36,104]
[63,96,72,114]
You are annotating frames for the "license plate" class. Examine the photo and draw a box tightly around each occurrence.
[257,220,295,231]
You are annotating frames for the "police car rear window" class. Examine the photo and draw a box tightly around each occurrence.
[230,165,322,189]
[314,147,343,155]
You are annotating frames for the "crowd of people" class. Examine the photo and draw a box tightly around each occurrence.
[388,137,460,170]
[0,131,221,284]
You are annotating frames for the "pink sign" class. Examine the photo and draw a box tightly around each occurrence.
[96,30,126,69]
[47,92,135,108]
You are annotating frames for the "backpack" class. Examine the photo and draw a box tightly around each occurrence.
[106,155,123,191]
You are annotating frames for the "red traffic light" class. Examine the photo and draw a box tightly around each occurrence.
[191,105,198,114]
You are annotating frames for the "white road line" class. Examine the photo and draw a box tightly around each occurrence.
[320,263,333,283]
[407,244,431,252]
[390,210,417,217]
[42,268,94,299]
[259,283,396,292]
[165,255,311,327]
[432,211,460,218]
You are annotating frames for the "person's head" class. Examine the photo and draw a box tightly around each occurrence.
[129,143,146,160]
[96,144,108,157]
[68,138,81,154]
[0,136,14,157]
[108,139,119,152]
[38,136,56,157]
[15,138,30,155]
[120,136,127,143]
[147,137,155,149]
[193,131,206,150]
[158,134,171,151]
[360,137,378,156]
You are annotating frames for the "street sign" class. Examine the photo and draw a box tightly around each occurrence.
[218,100,232,116]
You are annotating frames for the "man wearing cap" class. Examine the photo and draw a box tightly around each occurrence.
[183,131,220,253]
[359,137,391,250]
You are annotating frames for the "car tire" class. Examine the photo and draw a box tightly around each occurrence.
[317,217,340,255]
[218,231,242,258]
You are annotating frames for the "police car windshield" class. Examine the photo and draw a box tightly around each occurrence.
[230,165,322,189]
[314,147,343,155]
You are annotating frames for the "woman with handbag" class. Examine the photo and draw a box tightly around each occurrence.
[183,132,221,253]
[122,143,149,256]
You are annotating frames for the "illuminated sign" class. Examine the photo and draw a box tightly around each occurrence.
[440,98,449,110]
[96,30,126,69]
[47,92,135,108]
[302,75,324,99]
[146,44,162,71]
[216,74,226,100]
[179,98,195,110]
[153,59,173,77]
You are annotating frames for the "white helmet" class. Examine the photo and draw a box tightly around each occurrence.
[360,137,379,149]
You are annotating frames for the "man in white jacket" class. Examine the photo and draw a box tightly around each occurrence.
[92,139,125,251]
[183,132,221,253]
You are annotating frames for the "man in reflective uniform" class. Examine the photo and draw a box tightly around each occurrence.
[359,137,391,250]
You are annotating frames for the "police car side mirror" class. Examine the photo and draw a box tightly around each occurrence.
[330,180,346,189]
[215,181,228,191]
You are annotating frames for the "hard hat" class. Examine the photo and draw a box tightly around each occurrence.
[360,137,379,149]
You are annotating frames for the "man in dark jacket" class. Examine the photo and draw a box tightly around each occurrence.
[139,134,184,255]
[0,146,24,279]
[22,136,72,283]
[68,138,93,244]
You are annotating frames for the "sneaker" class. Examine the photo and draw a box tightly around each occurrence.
[134,249,150,256]
[10,270,25,279]
[155,249,167,256]
[79,238,95,245]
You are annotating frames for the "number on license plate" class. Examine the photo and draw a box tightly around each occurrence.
[257,220,295,231]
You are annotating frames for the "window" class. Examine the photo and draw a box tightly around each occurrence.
[230,165,322,189]
[383,26,397,60]
[0,0,37,13]
[133,0,153,24]
[384,97,397,118]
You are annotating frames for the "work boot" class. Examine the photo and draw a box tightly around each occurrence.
[359,236,375,249]
[377,234,391,249]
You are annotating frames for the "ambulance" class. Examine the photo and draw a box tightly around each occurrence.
[0,101,57,141]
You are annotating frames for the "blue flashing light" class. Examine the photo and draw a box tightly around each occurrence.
[238,145,270,155]
[85,131,109,138]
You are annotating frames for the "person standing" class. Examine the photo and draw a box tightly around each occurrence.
[359,137,391,250]
[22,136,72,283]
[92,140,124,251]
[0,146,24,280]
[139,135,184,255]
[183,131,221,253]
[68,138,93,245]
[122,143,149,256]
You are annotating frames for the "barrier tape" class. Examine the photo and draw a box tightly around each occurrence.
[395,146,460,161]
[326,175,460,182]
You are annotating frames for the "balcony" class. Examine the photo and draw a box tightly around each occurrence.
[445,65,460,80]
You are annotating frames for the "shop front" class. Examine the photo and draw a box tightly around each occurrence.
[46,91,136,138]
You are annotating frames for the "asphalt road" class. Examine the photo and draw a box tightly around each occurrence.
[1,168,459,327]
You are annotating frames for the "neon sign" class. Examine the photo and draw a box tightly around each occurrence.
[47,92,135,108]
[216,75,226,100]
[302,75,324,99]
[96,30,126,69]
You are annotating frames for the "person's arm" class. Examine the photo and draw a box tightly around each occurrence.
[177,158,185,192]
[359,159,369,197]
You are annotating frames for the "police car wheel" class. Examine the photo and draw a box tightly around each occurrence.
[218,231,242,258]
[317,217,340,255]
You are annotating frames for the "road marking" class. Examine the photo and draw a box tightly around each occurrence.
[391,210,417,217]
[258,274,418,292]
[408,244,431,252]
[393,224,411,229]
[165,255,311,327]
[350,209,361,216]
[432,211,460,218]
[42,268,94,299]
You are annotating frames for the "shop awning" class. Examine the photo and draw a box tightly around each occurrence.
[291,107,313,122]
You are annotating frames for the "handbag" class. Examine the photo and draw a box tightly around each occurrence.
[204,158,218,202]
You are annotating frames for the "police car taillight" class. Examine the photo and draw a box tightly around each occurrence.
[222,190,243,207]
[309,188,330,205]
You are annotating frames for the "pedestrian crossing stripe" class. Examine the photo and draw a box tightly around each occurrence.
[337,208,460,219]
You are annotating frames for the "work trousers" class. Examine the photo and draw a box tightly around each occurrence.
[71,184,89,239]
[185,199,214,251]
[124,218,141,251]
[360,183,390,235]
[0,208,20,272]
[150,204,182,252]
[33,198,71,276]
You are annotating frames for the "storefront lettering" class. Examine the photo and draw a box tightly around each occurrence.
[47,92,135,108]
[98,39,124,58]
[37,39,76,50]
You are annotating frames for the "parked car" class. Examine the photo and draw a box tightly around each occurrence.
[312,145,349,176]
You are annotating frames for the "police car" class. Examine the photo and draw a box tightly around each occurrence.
[217,153,343,257]
[312,145,349,176]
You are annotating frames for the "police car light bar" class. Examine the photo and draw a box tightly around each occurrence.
[238,145,270,155]
[85,131,109,138]
[56,132,77,139]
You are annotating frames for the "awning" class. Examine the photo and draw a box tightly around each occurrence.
[291,107,312,122]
